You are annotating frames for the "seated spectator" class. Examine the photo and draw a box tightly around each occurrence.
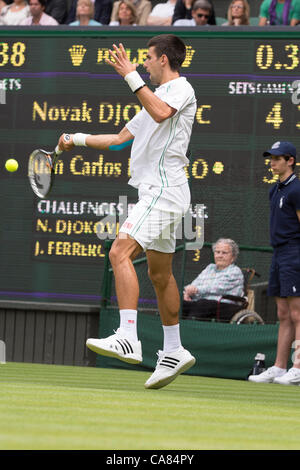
[182,238,244,321]
[222,0,250,25]
[0,0,30,25]
[0,1,7,13]
[67,0,112,25]
[258,0,300,26]
[110,0,151,25]
[146,0,176,26]
[69,0,102,25]
[44,0,67,24]
[109,0,136,25]
[20,0,58,25]
[172,0,216,25]
[173,0,212,25]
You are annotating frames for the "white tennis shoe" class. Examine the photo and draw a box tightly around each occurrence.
[144,348,196,390]
[273,367,300,385]
[86,329,142,364]
[248,366,286,383]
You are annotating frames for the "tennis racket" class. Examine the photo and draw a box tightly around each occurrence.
[28,134,70,198]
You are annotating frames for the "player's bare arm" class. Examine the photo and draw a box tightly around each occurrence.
[106,43,176,123]
[58,126,134,152]
[135,87,176,123]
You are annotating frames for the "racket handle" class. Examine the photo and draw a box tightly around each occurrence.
[55,134,70,155]
[55,145,63,155]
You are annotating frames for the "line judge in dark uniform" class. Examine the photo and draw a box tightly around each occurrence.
[249,141,300,385]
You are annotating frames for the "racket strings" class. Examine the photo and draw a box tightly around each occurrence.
[28,150,54,197]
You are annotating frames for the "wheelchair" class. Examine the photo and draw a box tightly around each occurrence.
[223,268,264,324]
[182,268,265,325]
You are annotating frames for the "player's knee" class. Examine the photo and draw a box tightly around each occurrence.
[148,268,170,288]
[109,243,123,266]
[109,238,138,267]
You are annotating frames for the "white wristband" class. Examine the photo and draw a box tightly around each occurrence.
[124,71,145,93]
[73,133,90,146]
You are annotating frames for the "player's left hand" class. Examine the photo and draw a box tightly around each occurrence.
[106,43,138,77]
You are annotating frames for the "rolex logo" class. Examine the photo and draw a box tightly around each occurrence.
[69,45,87,66]
[182,46,195,68]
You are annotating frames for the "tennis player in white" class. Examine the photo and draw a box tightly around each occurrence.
[58,34,197,389]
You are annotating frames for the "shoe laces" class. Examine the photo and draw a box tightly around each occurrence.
[266,366,280,375]
[155,350,164,365]
[113,328,124,337]
[286,367,300,377]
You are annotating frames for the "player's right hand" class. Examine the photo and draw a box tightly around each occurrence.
[58,133,74,151]
[106,43,138,78]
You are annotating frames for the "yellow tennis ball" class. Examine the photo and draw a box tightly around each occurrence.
[5,159,18,172]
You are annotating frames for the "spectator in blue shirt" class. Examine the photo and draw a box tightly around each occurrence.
[249,141,300,386]
[66,0,112,24]
[69,0,102,25]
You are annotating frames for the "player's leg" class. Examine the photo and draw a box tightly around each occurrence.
[109,234,143,311]
[86,190,159,364]
[146,250,180,326]
[144,249,195,389]
[86,234,143,364]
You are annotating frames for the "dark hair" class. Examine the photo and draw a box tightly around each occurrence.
[29,0,47,6]
[283,154,296,170]
[192,0,212,12]
[147,34,186,72]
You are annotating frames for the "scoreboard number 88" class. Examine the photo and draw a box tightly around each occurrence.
[0,41,26,67]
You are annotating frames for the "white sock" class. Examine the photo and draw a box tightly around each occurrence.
[119,309,138,342]
[162,324,182,353]
[273,366,286,374]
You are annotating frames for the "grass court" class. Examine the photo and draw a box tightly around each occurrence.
[0,362,300,450]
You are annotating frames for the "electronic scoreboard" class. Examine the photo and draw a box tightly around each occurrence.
[1,28,299,303]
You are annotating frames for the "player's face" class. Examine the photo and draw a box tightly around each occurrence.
[213,243,234,270]
[270,155,294,179]
[143,47,163,86]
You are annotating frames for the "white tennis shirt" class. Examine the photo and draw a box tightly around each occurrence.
[125,76,197,188]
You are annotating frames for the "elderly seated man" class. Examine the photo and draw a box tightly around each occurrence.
[182,238,244,321]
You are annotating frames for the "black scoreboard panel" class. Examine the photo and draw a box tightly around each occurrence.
[1,28,300,304]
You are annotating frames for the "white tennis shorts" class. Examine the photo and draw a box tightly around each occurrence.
[119,182,191,253]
